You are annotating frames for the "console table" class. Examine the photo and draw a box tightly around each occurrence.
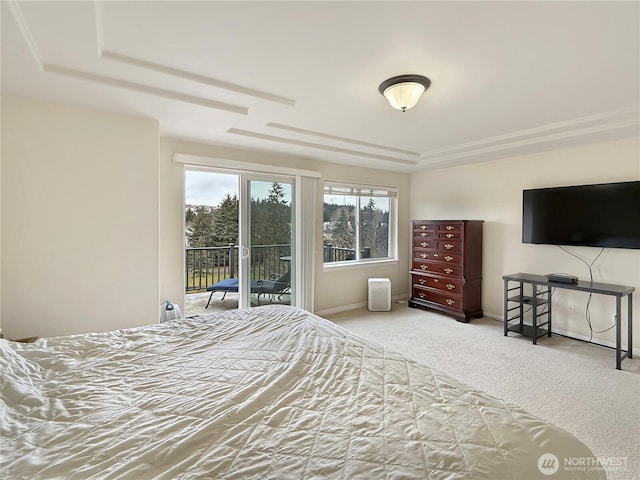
[503,273,634,369]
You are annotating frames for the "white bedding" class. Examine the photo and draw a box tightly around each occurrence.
[1,305,605,479]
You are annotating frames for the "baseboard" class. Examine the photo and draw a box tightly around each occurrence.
[551,327,640,357]
[485,312,639,357]
[316,294,408,317]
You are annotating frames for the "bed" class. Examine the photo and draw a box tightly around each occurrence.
[1,305,605,479]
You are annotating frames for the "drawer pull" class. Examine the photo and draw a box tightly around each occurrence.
[420,225,427,230]
[420,242,427,247]
[433,253,439,258]
[418,278,426,285]
[446,233,454,238]
[433,278,439,283]
[418,292,426,299]
[420,265,428,270]
[446,283,455,290]
[444,268,453,274]
[420,253,427,259]
[444,244,454,249]
[446,225,454,231]
[445,298,455,305]
[420,232,428,237]
[444,256,453,262]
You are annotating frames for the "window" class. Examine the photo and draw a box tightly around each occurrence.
[323,182,397,265]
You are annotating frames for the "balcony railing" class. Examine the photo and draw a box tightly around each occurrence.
[185,244,366,293]
[323,245,371,262]
[185,244,291,293]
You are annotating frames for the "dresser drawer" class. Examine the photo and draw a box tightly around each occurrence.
[413,260,433,272]
[413,238,436,249]
[415,230,435,239]
[412,285,462,311]
[412,263,461,277]
[413,254,461,269]
[413,222,436,233]
[415,251,462,265]
[438,222,462,233]
[413,275,463,294]
[414,249,432,261]
[436,240,461,253]
[438,231,461,240]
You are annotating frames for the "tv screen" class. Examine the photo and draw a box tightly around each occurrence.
[522,181,640,249]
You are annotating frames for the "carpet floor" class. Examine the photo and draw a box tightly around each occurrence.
[327,302,640,480]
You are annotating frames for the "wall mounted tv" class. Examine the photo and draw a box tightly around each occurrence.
[522,181,640,250]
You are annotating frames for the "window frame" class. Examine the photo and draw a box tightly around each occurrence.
[322,181,398,270]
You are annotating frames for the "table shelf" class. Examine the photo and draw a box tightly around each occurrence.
[502,272,634,370]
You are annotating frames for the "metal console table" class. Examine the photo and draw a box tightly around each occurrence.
[503,273,634,370]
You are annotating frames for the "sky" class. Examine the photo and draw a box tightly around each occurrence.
[185,171,239,206]
[185,170,290,207]
[185,170,384,209]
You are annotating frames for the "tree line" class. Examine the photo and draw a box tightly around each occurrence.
[186,183,291,248]
[324,198,389,258]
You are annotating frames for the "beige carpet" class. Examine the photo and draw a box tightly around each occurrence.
[327,302,640,480]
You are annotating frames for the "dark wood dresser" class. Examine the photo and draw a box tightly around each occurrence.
[409,220,483,322]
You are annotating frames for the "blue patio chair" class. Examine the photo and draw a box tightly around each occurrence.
[205,271,291,308]
[205,278,239,308]
[253,270,291,306]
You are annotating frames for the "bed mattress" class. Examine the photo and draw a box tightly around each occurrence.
[1,305,606,479]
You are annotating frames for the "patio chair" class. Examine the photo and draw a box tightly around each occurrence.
[205,278,239,308]
[254,270,291,306]
[205,271,291,308]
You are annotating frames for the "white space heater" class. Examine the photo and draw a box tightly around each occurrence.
[368,278,391,312]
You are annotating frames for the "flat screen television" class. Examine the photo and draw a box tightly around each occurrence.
[522,181,640,249]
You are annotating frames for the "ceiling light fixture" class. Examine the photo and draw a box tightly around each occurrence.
[378,74,431,112]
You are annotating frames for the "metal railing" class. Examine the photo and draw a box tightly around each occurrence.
[323,245,355,262]
[186,244,370,293]
[323,245,369,262]
[185,244,291,293]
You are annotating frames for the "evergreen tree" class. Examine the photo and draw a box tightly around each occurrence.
[190,205,216,247]
[252,183,290,246]
[213,193,239,245]
[332,207,355,249]
[185,207,195,224]
[360,198,376,256]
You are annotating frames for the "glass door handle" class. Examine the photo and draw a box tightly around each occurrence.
[241,245,250,259]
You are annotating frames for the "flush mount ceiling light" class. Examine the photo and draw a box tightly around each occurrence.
[378,74,431,112]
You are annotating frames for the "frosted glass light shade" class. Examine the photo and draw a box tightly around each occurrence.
[378,74,431,112]
[383,82,426,111]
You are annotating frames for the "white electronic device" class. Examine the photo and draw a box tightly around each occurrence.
[368,278,391,312]
[160,300,182,323]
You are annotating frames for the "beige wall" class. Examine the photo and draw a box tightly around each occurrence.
[410,137,640,351]
[159,138,411,314]
[6,95,635,347]
[1,97,160,339]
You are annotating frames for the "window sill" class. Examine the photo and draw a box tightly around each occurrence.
[323,258,399,272]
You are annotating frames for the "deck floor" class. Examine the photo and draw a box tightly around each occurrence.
[184,291,291,317]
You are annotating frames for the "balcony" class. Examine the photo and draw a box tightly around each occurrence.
[185,243,358,315]
[185,243,291,315]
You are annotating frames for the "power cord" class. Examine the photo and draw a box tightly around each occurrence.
[556,245,613,342]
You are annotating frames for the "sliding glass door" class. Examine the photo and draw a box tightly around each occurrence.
[240,177,294,308]
[184,169,295,314]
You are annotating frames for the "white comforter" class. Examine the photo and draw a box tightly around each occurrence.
[1,305,605,479]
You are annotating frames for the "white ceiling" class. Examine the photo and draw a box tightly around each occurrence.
[2,1,639,172]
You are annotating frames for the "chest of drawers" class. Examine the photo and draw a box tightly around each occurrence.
[409,220,483,322]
